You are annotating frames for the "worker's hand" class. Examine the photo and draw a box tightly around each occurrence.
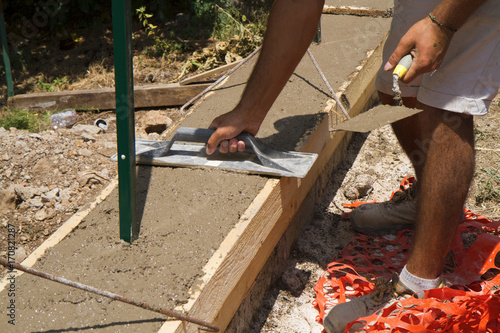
[206,108,263,155]
[384,15,454,83]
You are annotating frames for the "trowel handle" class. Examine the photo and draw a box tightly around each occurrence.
[173,127,253,147]
[393,54,413,79]
[170,127,296,173]
[160,127,255,157]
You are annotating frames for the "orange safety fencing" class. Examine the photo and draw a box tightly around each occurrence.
[313,177,500,332]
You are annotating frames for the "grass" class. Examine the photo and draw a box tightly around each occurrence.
[0,108,51,133]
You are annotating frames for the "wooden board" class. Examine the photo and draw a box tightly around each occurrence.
[158,35,385,333]
[7,83,211,111]
[179,60,243,86]
[323,5,393,17]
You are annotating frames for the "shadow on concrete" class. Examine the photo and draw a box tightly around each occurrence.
[292,73,331,99]
[135,164,154,235]
[260,113,329,152]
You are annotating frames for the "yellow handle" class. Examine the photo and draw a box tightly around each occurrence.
[393,54,413,79]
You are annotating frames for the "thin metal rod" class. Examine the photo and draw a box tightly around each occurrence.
[0,258,219,332]
[179,45,262,115]
[307,49,350,119]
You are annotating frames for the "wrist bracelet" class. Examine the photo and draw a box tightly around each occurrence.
[428,13,458,33]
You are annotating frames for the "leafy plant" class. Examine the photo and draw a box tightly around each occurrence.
[136,6,157,37]
[36,76,68,92]
[136,6,187,57]
[474,127,486,142]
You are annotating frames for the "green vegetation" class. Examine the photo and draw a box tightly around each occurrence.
[135,2,268,58]
[0,108,51,133]
[36,76,69,92]
[474,127,486,142]
[0,1,271,129]
[136,6,187,57]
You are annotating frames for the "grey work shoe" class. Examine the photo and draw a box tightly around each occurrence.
[350,184,417,236]
[323,273,413,333]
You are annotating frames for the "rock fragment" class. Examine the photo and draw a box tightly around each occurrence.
[344,174,375,200]
[0,188,17,213]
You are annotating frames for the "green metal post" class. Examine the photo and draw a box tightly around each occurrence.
[112,0,137,242]
[0,0,14,98]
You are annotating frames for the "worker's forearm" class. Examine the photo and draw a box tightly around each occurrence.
[236,0,324,121]
[431,0,485,31]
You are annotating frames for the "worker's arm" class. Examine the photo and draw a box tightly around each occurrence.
[206,0,324,155]
[386,0,485,83]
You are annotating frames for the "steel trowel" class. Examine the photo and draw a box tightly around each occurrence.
[112,127,318,178]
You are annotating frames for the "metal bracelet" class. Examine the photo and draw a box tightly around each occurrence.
[428,13,458,33]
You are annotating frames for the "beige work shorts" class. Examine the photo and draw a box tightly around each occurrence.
[375,0,500,115]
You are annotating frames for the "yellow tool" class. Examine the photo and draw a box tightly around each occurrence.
[393,54,413,79]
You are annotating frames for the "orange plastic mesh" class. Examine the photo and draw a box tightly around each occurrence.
[313,177,500,333]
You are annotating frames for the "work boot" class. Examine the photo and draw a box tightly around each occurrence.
[322,273,413,333]
[350,183,417,236]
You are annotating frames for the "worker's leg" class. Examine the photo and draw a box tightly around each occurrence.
[405,103,475,278]
[379,92,424,180]
[323,104,475,333]
[348,93,422,235]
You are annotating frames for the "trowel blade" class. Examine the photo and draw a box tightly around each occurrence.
[330,105,423,133]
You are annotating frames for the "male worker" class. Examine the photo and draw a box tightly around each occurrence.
[205,0,500,331]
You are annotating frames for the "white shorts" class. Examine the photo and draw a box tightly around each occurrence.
[375,0,500,115]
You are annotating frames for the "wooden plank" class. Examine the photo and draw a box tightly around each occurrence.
[7,83,211,111]
[179,60,243,86]
[160,35,385,333]
[323,5,393,17]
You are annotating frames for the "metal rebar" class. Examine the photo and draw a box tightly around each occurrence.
[307,49,350,120]
[179,45,262,115]
[0,258,219,332]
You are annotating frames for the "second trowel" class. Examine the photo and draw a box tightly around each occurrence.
[331,54,422,133]
[120,127,318,178]
[330,104,422,133]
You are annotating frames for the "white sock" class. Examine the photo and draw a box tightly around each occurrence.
[399,265,441,293]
